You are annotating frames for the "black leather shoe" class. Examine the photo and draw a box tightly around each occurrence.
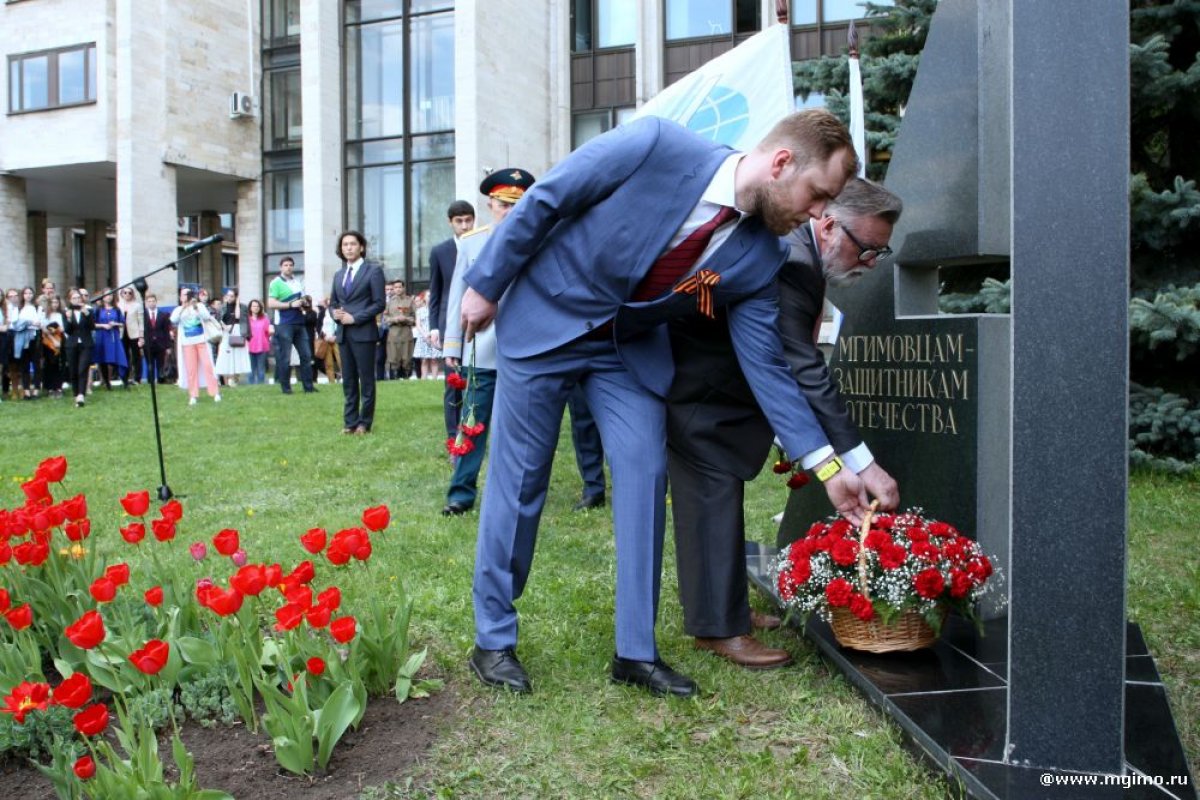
[441,502,471,516]
[280,388,293,395]
[610,656,698,698]
[572,493,606,512]
[469,647,531,693]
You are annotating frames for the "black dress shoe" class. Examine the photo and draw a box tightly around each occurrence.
[610,656,698,698]
[441,502,471,516]
[572,493,606,512]
[469,647,531,693]
[281,388,294,395]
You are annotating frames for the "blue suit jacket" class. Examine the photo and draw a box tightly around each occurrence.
[463,116,831,460]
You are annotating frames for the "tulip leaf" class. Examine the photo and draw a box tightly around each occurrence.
[315,681,362,770]
[271,735,310,776]
[175,636,218,666]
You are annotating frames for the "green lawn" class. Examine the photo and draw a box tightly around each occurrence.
[2,381,1195,798]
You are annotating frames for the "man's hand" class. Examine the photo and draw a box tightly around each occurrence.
[429,330,442,350]
[445,357,460,369]
[334,309,356,325]
[460,288,497,343]
[821,466,869,526]
[858,462,899,510]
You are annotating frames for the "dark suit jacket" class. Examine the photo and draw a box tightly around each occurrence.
[667,223,863,480]
[144,309,172,353]
[330,260,386,344]
[62,307,95,349]
[426,237,457,334]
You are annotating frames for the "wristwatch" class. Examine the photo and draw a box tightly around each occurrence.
[815,456,844,483]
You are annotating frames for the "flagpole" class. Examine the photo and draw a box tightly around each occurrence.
[848,20,868,177]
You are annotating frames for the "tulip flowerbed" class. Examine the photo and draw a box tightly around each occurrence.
[0,456,438,799]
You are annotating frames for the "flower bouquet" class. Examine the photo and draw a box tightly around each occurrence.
[771,503,997,653]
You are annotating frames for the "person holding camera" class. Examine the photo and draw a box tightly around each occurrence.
[170,288,221,405]
[62,289,95,408]
[267,256,317,395]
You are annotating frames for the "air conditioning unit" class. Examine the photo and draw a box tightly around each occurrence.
[229,92,257,119]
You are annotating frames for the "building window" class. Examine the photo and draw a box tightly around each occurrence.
[823,0,891,22]
[264,169,304,255]
[266,0,301,45]
[7,44,97,113]
[666,0,731,40]
[267,68,302,150]
[573,0,636,51]
[572,107,635,149]
[791,0,817,25]
[345,1,455,285]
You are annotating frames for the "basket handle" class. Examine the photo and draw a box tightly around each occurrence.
[855,500,881,600]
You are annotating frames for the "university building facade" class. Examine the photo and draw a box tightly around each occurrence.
[1,0,881,302]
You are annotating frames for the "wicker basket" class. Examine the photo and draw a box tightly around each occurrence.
[830,607,942,653]
[828,502,945,653]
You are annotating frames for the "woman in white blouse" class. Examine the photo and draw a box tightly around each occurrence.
[170,288,221,405]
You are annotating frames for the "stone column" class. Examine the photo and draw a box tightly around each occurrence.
[198,211,222,290]
[0,175,32,290]
[46,227,70,290]
[300,0,342,298]
[236,179,263,300]
[83,220,110,290]
[115,0,178,301]
[637,0,664,104]
[28,212,48,284]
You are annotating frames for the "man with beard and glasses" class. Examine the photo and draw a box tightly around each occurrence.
[666,177,904,671]
[457,109,864,699]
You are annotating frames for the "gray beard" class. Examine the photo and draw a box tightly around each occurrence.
[823,266,867,287]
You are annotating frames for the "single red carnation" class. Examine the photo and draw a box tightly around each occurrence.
[772,460,792,474]
[849,592,875,621]
[445,372,468,390]
[914,568,946,599]
[864,529,891,551]
[830,538,860,566]
[879,542,908,570]
[825,578,853,608]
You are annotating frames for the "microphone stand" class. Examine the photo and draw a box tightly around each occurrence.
[94,238,221,501]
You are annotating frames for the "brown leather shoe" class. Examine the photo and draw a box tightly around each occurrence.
[694,635,792,670]
[750,610,782,631]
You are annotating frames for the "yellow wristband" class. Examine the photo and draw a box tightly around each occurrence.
[815,456,844,482]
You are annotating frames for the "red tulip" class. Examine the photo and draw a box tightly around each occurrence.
[326,538,352,566]
[284,585,313,610]
[306,657,326,676]
[306,604,331,628]
[330,616,357,643]
[230,564,266,596]
[3,681,51,723]
[4,603,32,630]
[274,602,305,631]
[290,560,315,585]
[62,494,88,521]
[212,528,239,556]
[120,522,146,544]
[0,543,9,566]
[129,639,169,675]
[362,505,390,532]
[120,490,151,517]
[65,610,106,649]
[21,477,51,506]
[73,703,109,736]
[205,587,244,617]
[104,563,130,587]
[52,673,93,709]
[144,586,164,607]
[159,499,184,523]
[73,755,96,780]
[0,588,9,614]
[63,519,91,542]
[151,518,176,542]
[46,504,67,527]
[35,456,68,483]
[89,577,117,603]
[317,586,341,611]
[13,540,49,567]
[264,563,283,588]
[300,528,327,554]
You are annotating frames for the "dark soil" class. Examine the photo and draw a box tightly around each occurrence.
[0,686,459,799]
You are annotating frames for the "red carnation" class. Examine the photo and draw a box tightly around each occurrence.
[771,460,792,474]
[306,656,326,676]
[786,472,810,489]
[159,498,184,523]
[36,456,68,483]
[151,518,176,542]
[445,372,467,390]
[788,556,812,585]
[120,522,146,544]
[212,529,240,556]
[330,615,357,643]
[949,568,973,599]
[805,522,827,539]
[967,556,993,582]
[104,563,130,587]
[274,603,305,631]
[914,568,946,600]
[129,639,170,675]
[144,586,164,607]
[52,673,92,709]
[65,610,106,649]
[362,505,390,532]
[849,592,875,621]
[72,703,108,736]
[906,525,929,541]
[825,578,853,608]
[879,542,908,570]
[300,528,327,554]
[73,755,96,780]
[62,494,88,521]
[830,538,860,567]
[5,603,33,630]
[119,491,150,517]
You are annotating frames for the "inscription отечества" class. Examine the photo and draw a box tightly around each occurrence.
[833,333,972,435]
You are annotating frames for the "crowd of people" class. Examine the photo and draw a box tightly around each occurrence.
[0,275,443,408]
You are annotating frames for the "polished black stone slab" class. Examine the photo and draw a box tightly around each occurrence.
[747,541,1197,800]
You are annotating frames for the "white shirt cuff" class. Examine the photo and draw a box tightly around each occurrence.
[840,444,874,474]
[799,445,835,471]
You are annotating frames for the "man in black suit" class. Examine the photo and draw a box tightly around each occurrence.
[331,231,387,434]
[427,200,475,438]
[61,288,95,408]
[139,292,174,384]
[667,178,903,669]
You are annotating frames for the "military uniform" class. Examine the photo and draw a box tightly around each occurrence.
[384,290,415,378]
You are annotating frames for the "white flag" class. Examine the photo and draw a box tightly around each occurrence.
[848,56,867,177]
[632,24,794,152]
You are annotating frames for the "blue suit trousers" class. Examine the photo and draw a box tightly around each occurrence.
[473,339,666,662]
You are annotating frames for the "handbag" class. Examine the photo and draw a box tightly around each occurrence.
[42,327,63,355]
[203,317,224,345]
[314,336,329,360]
[227,325,246,348]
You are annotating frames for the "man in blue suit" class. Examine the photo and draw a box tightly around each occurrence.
[330,231,386,434]
[461,110,867,697]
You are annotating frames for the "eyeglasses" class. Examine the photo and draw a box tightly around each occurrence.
[838,222,894,264]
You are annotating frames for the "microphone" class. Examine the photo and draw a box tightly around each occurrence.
[183,234,225,254]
